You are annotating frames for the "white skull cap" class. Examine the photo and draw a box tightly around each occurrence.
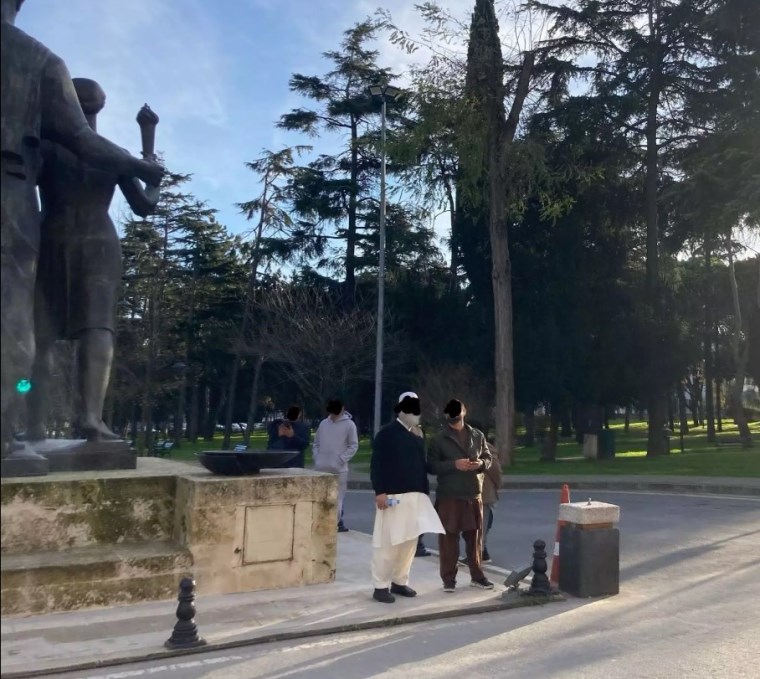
[398,391,419,402]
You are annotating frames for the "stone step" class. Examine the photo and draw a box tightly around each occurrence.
[1,540,192,616]
[1,466,180,554]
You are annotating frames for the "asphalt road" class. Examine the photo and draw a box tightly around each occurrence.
[45,490,760,679]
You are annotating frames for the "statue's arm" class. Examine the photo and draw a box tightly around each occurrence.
[39,55,163,186]
[118,177,161,218]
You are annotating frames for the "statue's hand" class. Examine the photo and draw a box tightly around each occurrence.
[138,158,164,187]
[136,103,160,127]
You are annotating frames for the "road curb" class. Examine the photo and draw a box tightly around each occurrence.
[0,591,565,679]
[348,479,760,497]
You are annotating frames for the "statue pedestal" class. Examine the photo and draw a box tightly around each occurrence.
[175,468,338,596]
[31,438,136,472]
[1,459,337,616]
[0,443,49,477]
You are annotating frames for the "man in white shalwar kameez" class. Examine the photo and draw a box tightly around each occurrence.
[370,392,444,603]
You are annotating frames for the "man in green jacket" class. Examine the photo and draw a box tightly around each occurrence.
[427,399,494,592]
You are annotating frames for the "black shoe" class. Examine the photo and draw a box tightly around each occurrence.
[443,581,456,593]
[373,588,395,603]
[458,556,468,566]
[470,577,495,590]
[338,523,349,533]
[390,583,417,597]
[415,546,431,557]
[482,550,492,564]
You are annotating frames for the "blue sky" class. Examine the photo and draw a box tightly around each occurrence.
[19,0,467,239]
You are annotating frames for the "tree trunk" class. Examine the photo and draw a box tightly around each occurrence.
[129,402,138,448]
[143,344,155,454]
[243,355,265,446]
[223,252,263,449]
[222,359,240,450]
[490,218,515,465]
[729,373,751,447]
[574,403,585,444]
[644,3,668,456]
[541,404,559,462]
[202,385,218,441]
[624,405,631,434]
[188,381,199,443]
[716,378,723,432]
[523,409,535,447]
[487,52,534,467]
[726,234,753,447]
[691,397,700,428]
[443,168,458,292]
[704,241,716,441]
[668,394,675,431]
[560,406,573,438]
[344,118,359,309]
[677,383,689,435]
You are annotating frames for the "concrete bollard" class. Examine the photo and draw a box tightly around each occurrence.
[558,500,620,597]
[165,577,207,650]
[528,539,554,595]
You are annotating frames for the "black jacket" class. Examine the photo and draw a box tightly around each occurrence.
[427,424,492,499]
[370,420,430,496]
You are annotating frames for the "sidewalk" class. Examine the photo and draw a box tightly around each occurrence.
[348,470,760,496]
[0,532,562,679]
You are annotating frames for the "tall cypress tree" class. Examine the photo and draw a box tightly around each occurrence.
[458,0,535,463]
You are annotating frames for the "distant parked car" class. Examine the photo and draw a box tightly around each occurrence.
[215,423,247,433]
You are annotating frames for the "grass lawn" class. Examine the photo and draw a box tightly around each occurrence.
[508,421,760,477]
[155,420,759,478]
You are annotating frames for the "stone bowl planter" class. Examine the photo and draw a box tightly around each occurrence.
[197,450,298,476]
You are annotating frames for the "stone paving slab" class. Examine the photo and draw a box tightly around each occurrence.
[0,531,563,678]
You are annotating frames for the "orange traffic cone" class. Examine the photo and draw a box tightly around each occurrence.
[550,483,571,585]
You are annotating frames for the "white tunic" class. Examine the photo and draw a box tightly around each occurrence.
[372,491,444,548]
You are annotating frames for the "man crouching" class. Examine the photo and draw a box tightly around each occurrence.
[370,392,444,603]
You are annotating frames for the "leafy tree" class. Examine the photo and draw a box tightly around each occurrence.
[536,0,731,455]
[115,171,246,450]
[278,20,398,308]
[222,146,317,448]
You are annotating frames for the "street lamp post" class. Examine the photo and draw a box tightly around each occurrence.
[369,83,401,436]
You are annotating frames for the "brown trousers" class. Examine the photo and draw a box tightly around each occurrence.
[435,497,485,584]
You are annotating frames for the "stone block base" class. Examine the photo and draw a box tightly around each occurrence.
[175,469,338,595]
[1,459,338,615]
[559,524,619,597]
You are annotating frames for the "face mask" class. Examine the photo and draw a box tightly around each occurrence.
[398,411,421,425]
[447,415,463,425]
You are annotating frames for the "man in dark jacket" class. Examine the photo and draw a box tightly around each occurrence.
[369,391,443,603]
[427,399,494,592]
[267,405,311,468]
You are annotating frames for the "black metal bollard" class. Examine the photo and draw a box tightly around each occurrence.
[165,577,207,649]
[528,539,553,595]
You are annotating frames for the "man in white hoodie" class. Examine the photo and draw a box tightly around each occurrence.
[312,399,359,532]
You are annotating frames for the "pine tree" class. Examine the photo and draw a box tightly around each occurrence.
[277,20,398,307]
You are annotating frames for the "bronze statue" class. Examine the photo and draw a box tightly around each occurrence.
[27,81,161,442]
[0,0,163,468]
